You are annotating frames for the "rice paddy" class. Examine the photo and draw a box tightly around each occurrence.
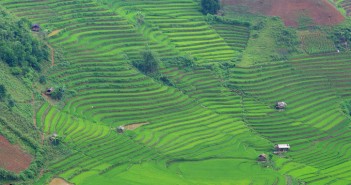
[1,0,351,184]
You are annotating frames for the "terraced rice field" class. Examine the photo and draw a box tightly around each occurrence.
[1,0,351,184]
[335,0,351,16]
[298,31,337,54]
[229,52,351,184]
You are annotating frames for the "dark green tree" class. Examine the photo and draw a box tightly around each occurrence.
[0,8,48,72]
[201,0,220,15]
[50,86,65,100]
[0,85,6,101]
[133,50,160,75]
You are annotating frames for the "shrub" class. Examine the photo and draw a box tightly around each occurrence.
[8,98,15,108]
[164,55,196,71]
[160,76,174,87]
[135,11,145,26]
[10,67,22,76]
[133,50,160,75]
[0,85,6,101]
[201,0,220,15]
[50,87,64,100]
[39,76,46,84]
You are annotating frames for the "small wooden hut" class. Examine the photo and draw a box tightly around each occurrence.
[31,24,40,32]
[49,132,59,145]
[275,102,287,109]
[274,144,290,154]
[45,87,54,95]
[117,126,125,133]
[257,153,267,162]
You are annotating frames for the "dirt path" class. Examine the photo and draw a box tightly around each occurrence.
[47,44,55,66]
[124,122,150,130]
[49,178,73,185]
[48,29,62,37]
[32,92,37,127]
[31,85,45,144]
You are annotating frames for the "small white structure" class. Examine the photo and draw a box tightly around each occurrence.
[276,102,287,109]
[116,126,125,133]
[274,144,290,154]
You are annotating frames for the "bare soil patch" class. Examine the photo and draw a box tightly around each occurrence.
[48,29,62,37]
[49,177,73,185]
[222,0,344,26]
[125,122,150,130]
[0,135,32,173]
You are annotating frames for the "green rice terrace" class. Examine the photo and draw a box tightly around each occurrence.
[1,0,351,184]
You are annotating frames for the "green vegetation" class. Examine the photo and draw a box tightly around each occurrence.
[0,8,48,72]
[133,50,160,75]
[298,30,336,54]
[0,0,351,184]
[201,0,220,15]
[0,85,6,101]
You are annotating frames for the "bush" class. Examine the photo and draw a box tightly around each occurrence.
[201,0,220,15]
[8,98,15,108]
[10,67,22,76]
[133,50,160,75]
[164,55,196,71]
[0,85,6,101]
[39,76,46,84]
[50,87,65,100]
[160,76,174,87]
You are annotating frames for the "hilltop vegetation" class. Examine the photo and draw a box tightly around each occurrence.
[0,8,48,72]
[0,0,351,185]
[0,8,52,185]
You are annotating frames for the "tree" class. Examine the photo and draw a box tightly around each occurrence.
[50,87,64,100]
[133,50,160,75]
[0,85,6,101]
[39,75,46,84]
[201,0,220,15]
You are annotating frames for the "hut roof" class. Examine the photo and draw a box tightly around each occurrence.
[32,24,40,27]
[276,102,287,109]
[277,102,287,106]
[275,144,290,149]
[117,126,125,133]
[259,153,267,158]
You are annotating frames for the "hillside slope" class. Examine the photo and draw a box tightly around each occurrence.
[222,0,344,26]
[1,0,351,185]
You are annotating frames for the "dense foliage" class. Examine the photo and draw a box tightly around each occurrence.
[332,27,351,50]
[133,50,160,75]
[0,8,48,72]
[201,0,220,15]
[273,26,300,53]
[0,85,6,101]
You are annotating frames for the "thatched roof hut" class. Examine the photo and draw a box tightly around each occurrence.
[31,24,40,32]
[274,144,290,154]
[45,87,54,95]
[117,126,125,133]
[258,153,267,161]
[49,132,59,145]
[276,102,287,109]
